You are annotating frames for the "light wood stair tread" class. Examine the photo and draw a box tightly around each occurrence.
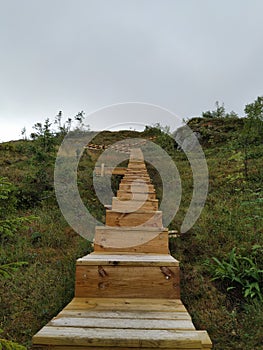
[77,253,179,266]
[64,298,186,312]
[49,317,195,330]
[33,297,211,348]
[33,327,210,348]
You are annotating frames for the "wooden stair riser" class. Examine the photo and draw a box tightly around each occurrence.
[124,173,149,179]
[111,197,159,212]
[75,265,180,299]
[119,183,155,192]
[117,190,156,200]
[122,171,150,177]
[125,169,148,174]
[128,160,145,166]
[121,177,151,184]
[105,210,163,227]
[93,229,169,253]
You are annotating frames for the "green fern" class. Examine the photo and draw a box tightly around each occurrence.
[0,262,28,279]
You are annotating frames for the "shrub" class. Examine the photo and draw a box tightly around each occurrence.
[0,177,36,241]
[0,338,26,350]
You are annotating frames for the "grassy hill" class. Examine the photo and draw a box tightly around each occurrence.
[0,114,262,350]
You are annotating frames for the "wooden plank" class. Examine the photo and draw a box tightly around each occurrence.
[77,252,178,266]
[120,180,152,187]
[64,298,187,312]
[123,175,149,180]
[117,190,156,200]
[124,171,149,178]
[112,197,158,211]
[196,331,212,348]
[123,176,148,180]
[130,148,144,161]
[94,237,169,254]
[105,210,163,227]
[93,232,168,253]
[94,226,169,233]
[33,327,206,348]
[125,169,148,174]
[49,317,195,330]
[123,172,150,177]
[119,183,155,192]
[75,265,180,299]
[58,309,192,320]
[128,162,146,168]
[33,331,211,350]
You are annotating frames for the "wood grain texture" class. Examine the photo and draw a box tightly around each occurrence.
[33,326,211,348]
[64,297,186,312]
[122,174,150,181]
[49,317,195,330]
[94,227,169,254]
[112,196,159,211]
[119,183,155,192]
[117,190,156,200]
[124,169,149,175]
[128,163,146,169]
[75,265,180,299]
[105,210,163,227]
[57,309,192,320]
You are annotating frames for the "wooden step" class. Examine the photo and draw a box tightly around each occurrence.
[105,210,162,227]
[117,189,156,200]
[129,148,144,161]
[77,253,179,266]
[128,161,146,167]
[122,172,150,178]
[64,297,186,311]
[75,254,180,299]
[124,172,149,178]
[119,183,155,192]
[125,169,148,174]
[93,226,168,253]
[32,298,212,350]
[111,196,159,212]
[121,177,151,184]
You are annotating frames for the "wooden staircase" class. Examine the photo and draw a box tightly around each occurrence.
[32,148,212,350]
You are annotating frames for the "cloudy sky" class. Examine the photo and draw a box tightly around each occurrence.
[0,0,263,142]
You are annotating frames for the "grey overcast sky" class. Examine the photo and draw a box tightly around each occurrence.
[0,0,263,141]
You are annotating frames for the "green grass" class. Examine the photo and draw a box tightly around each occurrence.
[168,140,263,349]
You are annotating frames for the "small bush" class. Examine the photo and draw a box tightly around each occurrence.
[208,246,263,301]
[0,338,26,350]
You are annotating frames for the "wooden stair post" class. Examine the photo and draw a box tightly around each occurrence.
[32,148,212,350]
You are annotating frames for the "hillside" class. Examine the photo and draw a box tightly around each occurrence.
[0,113,263,350]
